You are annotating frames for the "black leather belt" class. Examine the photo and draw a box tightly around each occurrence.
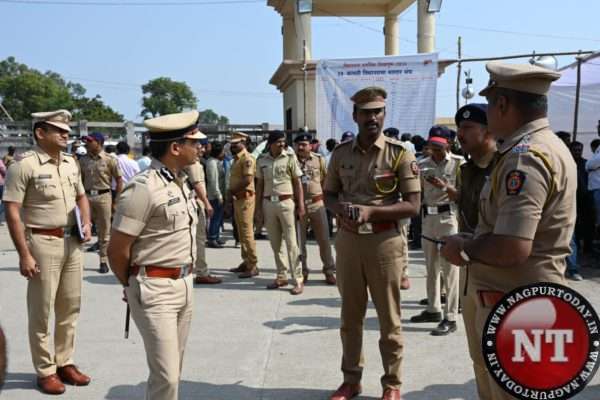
[422,204,451,216]
[86,189,111,196]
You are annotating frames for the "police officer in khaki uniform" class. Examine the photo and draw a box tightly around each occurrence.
[410,127,463,336]
[79,132,123,273]
[441,62,574,400]
[256,131,306,295]
[294,133,336,285]
[3,110,92,395]
[226,132,259,278]
[108,110,203,400]
[325,87,421,400]
[185,145,221,284]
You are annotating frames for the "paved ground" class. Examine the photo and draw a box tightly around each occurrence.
[0,223,599,399]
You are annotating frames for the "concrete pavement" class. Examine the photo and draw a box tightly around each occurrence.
[0,224,599,399]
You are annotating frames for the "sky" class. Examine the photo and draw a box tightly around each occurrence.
[1,0,599,125]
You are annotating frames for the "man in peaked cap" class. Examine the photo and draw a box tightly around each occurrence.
[226,131,260,278]
[294,133,336,284]
[441,63,576,399]
[410,126,464,336]
[108,110,205,400]
[79,131,123,273]
[325,86,421,400]
[3,110,93,394]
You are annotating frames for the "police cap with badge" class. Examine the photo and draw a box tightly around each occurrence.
[293,133,312,144]
[455,103,487,127]
[144,110,207,142]
[479,61,560,97]
[31,110,72,132]
[351,86,387,109]
[229,131,249,144]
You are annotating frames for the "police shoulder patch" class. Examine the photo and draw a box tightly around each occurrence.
[410,161,419,176]
[511,143,530,154]
[505,169,526,195]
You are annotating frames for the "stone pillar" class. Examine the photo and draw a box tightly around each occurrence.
[417,0,436,53]
[78,120,88,138]
[125,121,136,147]
[293,7,312,61]
[384,15,399,56]
[282,15,296,60]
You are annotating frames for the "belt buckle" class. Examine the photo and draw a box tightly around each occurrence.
[270,195,279,202]
[427,206,438,215]
[358,223,373,235]
[90,190,98,196]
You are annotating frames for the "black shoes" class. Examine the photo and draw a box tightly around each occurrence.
[431,319,457,336]
[206,240,223,249]
[410,310,442,323]
[98,263,109,274]
[418,295,447,306]
[86,242,99,252]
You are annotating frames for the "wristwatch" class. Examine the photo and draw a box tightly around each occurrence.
[459,248,471,263]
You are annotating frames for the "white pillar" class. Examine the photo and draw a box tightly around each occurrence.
[384,15,399,56]
[417,0,436,53]
[293,7,312,60]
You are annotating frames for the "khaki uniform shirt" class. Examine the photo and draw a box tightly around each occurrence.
[456,151,498,233]
[79,151,122,191]
[472,118,577,290]
[419,152,464,206]
[325,134,421,207]
[2,146,84,228]
[229,148,255,195]
[184,160,205,209]
[112,159,198,268]
[298,152,326,199]
[256,151,303,196]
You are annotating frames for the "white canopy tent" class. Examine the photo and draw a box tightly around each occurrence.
[548,52,600,157]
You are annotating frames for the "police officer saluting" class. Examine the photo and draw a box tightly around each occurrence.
[325,87,421,400]
[441,62,575,399]
[3,110,92,395]
[108,111,203,400]
[294,133,336,284]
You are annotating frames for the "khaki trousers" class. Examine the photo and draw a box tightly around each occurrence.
[335,228,405,390]
[422,212,459,321]
[263,198,302,283]
[299,202,335,275]
[194,207,209,277]
[89,192,112,263]
[234,197,257,268]
[126,272,193,400]
[462,283,516,399]
[26,232,82,377]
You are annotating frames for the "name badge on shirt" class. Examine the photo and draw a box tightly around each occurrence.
[37,174,52,180]
[168,197,181,206]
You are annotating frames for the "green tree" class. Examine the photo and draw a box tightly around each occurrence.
[199,108,230,125]
[0,56,123,121]
[140,77,197,118]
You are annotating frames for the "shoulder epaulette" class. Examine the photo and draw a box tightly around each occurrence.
[384,136,403,146]
[18,151,34,159]
[311,152,323,158]
[333,140,352,151]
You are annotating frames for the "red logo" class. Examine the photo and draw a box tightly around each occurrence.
[483,283,600,399]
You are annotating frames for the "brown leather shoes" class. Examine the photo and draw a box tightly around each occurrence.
[330,382,362,400]
[37,374,66,394]
[57,365,91,386]
[400,275,410,290]
[266,279,288,289]
[381,388,401,400]
[238,267,259,279]
[325,273,337,285]
[291,282,304,295]
[194,275,222,284]
[229,262,247,273]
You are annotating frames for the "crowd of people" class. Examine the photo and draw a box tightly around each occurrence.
[0,60,595,400]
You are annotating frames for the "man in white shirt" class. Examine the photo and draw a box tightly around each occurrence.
[115,141,140,184]
[585,138,600,229]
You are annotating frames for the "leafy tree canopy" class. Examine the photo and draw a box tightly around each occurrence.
[140,77,197,119]
[199,108,229,125]
[0,57,123,121]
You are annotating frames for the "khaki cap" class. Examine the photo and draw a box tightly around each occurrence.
[31,109,72,132]
[479,61,561,96]
[351,86,387,110]
[144,110,206,142]
[229,131,249,143]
